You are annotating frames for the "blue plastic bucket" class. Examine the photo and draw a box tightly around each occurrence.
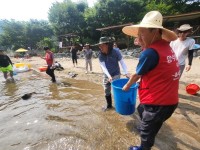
[111,78,138,115]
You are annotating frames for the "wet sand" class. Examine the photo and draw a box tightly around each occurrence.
[1,56,200,150]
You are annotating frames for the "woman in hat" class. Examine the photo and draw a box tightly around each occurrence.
[122,11,179,150]
[170,24,195,77]
[82,43,93,73]
[97,37,129,111]
[0,49,15,81]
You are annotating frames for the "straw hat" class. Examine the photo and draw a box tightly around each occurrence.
[122,11,177,42]
[177,24,193,31]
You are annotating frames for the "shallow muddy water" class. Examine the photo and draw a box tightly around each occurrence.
[0,70,200,150]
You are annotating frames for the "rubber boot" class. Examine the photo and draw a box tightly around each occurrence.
[106,95,112,108]
[102,95,113,111]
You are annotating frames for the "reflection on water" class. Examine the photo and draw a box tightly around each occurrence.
[0,71,200,150]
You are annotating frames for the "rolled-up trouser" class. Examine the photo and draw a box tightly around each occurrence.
[137,103,178,149]
[85,59,92,71]
[72,56,77,64]
[103,74,120,96]
[179,65,185,78]
[46,66,56,82]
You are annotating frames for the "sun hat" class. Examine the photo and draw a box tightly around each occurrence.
[96,37,113,45]
[85,43,90,46]
[43,46,49,50]
[122,11,177,42]
[177,24,193,31]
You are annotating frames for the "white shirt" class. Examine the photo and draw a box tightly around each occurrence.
[170,37,195,65]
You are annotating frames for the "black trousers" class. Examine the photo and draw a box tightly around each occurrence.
[46,66,56,82]
[72,56,77,64]
[137,103,178,149]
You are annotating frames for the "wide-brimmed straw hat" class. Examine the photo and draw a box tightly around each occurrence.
[177,24,193,31]
[122,11,177,42]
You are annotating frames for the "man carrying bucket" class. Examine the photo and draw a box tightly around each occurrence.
[122,11,180,150]
[97,37,129,111]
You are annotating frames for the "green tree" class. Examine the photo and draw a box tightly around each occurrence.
[37,37,53,50]
[48,0,87,44]
[92,0,144,27]
[144,0,200,15]
[84,0,144,42]
[0,19,54,51]
[0,20,26,50]
[25,20,54,50]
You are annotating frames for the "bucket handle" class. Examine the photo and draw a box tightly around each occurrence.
[135,82,139,89]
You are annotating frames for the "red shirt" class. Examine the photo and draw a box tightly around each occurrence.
[139,39,180,105]
[45,51,53,66]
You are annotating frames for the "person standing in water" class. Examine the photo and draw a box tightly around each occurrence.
[122,11,179,150]
[70,45,78,67]
[41,47,56,83]
[97,37,129,111]
[0,49,15,81]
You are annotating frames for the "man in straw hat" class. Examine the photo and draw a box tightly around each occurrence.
[122,11,180,150]
[97,36,129,111]
[170,24,195,77]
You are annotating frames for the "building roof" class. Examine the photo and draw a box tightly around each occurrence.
[96,23,133,31]
[96,12,200,31]
[163,11,200,22]
[59,33,78,38]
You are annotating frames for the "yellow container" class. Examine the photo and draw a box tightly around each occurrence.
[14,63,31,69]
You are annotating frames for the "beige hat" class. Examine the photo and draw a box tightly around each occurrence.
[85,43,90,46]
[122,11,177,42]
[177,24,193,31]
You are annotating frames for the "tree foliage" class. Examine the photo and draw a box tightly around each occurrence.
[0,20,26,50]
[144,0,200,15]
[48,0,87,41]
[25,20,54,50]
[0,0,199,50]
[0,20,54,50]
